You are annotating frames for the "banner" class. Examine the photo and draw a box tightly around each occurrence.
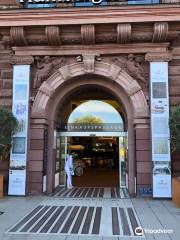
[8,65,30,195]
[150,62,171,198]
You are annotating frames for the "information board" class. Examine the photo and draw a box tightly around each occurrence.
[150,62,171,198]
[8,65,30,196]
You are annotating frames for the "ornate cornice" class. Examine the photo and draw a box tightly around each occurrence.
[10,26,27,46]
[152,22,168,42]
[145,52,172,62]
[12,43,169,56]
[45,26,61,46]
[0,6,180,27]
[117,24,131,44]
[10,55,34,65]
[81,25,95,45]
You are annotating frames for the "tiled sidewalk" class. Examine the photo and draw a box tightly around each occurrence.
[0,195,180,240]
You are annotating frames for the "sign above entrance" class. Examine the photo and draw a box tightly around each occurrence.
[58,123,124,132]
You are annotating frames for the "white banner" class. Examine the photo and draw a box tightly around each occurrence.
[8,65,30,196]
[150,62,171,198]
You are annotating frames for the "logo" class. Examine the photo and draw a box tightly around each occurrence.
[135,227,144,236]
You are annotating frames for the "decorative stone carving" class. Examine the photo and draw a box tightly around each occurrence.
[145,52,172,62]
[108,64,122,81]
[10,55,34,65]
[10,26,27,46]
[83,54,96,73]
[81,25,95,45]
[33,56,66,89]
[59,65,72,81]
[113,54,148,86]
[0,35,11,50]
[39,81,55,98]
[45,26,61,46]
[117,24,131,44]
[152,22,168,43]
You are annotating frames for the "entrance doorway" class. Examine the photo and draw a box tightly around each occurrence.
[71,136,119,188]
[55,132,127,191]
[53,100,128,196]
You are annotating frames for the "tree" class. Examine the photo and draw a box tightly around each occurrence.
[0,108,18,160]
[74,115,103,124]
[169,105,180,153]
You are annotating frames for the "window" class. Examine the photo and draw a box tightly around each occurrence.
[128,0,159,4]
[25,3,56,8]
[75,0,107,7]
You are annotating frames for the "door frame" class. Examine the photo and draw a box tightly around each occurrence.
[56,131,127,188]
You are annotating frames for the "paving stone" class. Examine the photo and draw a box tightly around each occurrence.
[0,195,179,240]
[102,237,119,240]
[49,235,67,240]
[66,236,79,240]
[78,236,102,240]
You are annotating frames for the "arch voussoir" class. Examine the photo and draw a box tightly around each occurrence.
[32,61,148,120]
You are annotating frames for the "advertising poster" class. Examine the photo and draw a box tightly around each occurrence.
[8,65,30,196]
[8,170,26,195]
[150,62,171,198]
[153,162,171,197]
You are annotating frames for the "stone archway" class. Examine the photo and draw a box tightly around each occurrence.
[29,60,149,196]
[32,61,148,119]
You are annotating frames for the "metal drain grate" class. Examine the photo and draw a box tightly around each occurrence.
[8,204,143,237]
[52,187,129,199]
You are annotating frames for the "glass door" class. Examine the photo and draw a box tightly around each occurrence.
[59,136,68,186]
[119,136,128,188]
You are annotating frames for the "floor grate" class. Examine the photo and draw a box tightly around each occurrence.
[52,187,129,199]
[7,204,143,237]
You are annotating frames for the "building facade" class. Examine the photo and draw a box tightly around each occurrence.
[0,0,180,197]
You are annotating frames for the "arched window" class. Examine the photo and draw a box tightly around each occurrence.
[68,100,124,129]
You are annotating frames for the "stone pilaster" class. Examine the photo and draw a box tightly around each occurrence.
[145,52,172,63]
[28,118,48,195]
[134,118,152,196]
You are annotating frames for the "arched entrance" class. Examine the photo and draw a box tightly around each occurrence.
[29,61,149,196]
[56,100,126,190]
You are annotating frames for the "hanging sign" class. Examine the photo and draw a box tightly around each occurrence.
[8,65,30,196]
[150,62,171,198]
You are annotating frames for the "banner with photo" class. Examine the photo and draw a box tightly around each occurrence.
[150,62,171,197]
[8,65,30,196]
